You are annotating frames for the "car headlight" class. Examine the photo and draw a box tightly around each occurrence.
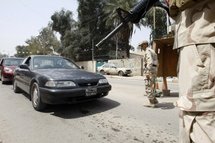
[45,80,76,87]
[98,79,108,84]
[4,67,13,73]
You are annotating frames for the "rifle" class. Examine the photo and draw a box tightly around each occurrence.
[96,0,169,47]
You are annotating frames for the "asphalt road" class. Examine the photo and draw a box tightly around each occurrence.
[0,76,179,143]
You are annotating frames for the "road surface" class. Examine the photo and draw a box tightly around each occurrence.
[0,76,179,143]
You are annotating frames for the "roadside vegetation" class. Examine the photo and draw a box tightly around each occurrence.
[9,1,167,61]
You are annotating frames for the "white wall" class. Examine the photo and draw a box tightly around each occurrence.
[76,61,97,72]
[76,58,143,76]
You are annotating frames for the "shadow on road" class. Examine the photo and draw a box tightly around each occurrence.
[156,102,175,110]
[43,98,120,119]
[161,92,179,98]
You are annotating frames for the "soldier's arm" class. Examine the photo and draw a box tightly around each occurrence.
[145,50,154,71]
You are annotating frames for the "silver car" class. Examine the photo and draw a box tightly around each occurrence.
[97,63,132,76]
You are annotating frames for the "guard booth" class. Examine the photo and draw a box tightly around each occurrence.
[152,36,179,96]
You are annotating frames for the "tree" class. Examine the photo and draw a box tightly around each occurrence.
[15,24,61,56]
[37,24,61,55]
[15,45,29,57]
[141,7,167,40]
[77,0,115,61]
[51,9,77,59]
[0,52,8,58]
[103,0,138,58]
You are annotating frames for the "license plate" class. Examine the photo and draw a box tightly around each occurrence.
[85,87,97,96]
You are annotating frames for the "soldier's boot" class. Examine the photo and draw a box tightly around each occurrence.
[153,98,159,104]
[144,98,158,108]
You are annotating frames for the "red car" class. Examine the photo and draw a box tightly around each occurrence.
[0,57,23,84]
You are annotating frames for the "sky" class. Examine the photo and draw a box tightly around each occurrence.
[0,0,150,56]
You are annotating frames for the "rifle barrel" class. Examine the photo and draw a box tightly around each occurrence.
[95,23,124,47]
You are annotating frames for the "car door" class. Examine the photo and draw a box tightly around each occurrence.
[15,57,28,92]
[109,64,118,75]
[16,57,33,93]
[102,64,109,74]
[104,64,111,74]
[22,57,35,94]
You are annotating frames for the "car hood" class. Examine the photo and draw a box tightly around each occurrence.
[34,69,105,81]
[5,66,17,71]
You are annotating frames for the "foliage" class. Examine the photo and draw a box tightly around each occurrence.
[0,53,8,58]
[76,0,116,61]
[103,0,138,58]
[141,7,167,40]
[14,1,168,61]
[51,9,77,60]
[15,24,61,57]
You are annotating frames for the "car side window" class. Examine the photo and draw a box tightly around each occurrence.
[33,58,41,69]
[103,64,109,68]
[4,60,10,66]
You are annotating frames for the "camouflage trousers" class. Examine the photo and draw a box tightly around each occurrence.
[179,111,215,143]
[177,44,215,142]
[144,73,157,103]
[177,44,215,111]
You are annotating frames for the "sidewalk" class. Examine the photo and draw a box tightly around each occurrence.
[105,75,178,83]
[105,75,179,97]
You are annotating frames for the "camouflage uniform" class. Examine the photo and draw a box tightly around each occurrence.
[168,0,215,142]
[143,47,159,105]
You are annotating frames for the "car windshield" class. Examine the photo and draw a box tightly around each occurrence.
[3,58,23,66]
[103,63,117,68]
[33,56,79,69]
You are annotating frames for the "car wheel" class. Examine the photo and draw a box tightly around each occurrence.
[13,80,21,93]
[100,70,105,75]
[118,71,124,76]
[31,82,46,111]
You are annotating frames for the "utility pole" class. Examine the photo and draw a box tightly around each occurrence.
[92,39,95,72]
[92,39,95,61]
[153,7,156,40]
[116,36,118,59]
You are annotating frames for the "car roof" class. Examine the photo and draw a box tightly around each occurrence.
[104,63,115,66]
[2,57,24,60]
[30,55,62,58]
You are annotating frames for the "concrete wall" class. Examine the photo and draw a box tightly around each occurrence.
[76,61,96,72]
[107,58,142,76]
[76,58,143,76]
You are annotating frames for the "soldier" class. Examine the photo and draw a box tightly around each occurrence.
[139,41,159,107]
[167,0,215,142]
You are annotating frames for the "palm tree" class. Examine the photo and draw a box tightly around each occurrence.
[141,7,168,40]
[103,0,138,58]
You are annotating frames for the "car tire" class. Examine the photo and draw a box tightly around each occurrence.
[100,70,105,75]
[31,82,46,111]
[118,71,124,76]
[13,80,21,93]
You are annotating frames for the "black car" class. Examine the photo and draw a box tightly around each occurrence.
[13,55,112,111]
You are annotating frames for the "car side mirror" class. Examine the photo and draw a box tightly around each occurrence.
[19,64,30,70]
